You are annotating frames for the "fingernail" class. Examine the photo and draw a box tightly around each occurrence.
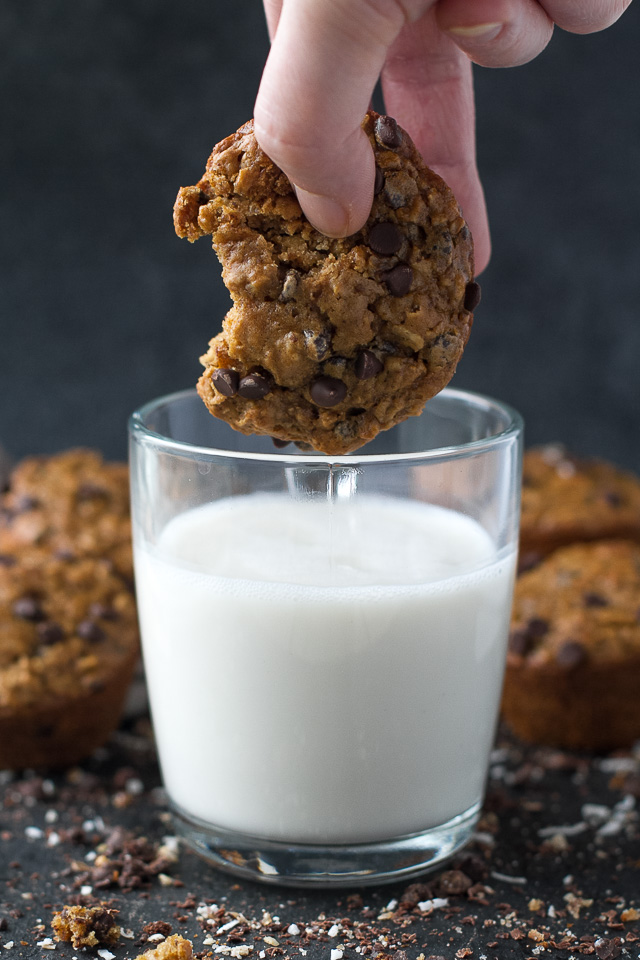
[294,187,351,238]
[446,22,503,41]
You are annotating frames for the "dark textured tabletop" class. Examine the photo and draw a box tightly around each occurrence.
[2,718,640,960]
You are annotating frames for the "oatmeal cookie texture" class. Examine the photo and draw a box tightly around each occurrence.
[174,111,477,454]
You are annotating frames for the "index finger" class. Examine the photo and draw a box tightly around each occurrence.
[538,0,632,33]
[254,0,426,237]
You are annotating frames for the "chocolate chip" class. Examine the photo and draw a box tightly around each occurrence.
[13,596,44,621]
[0,553,16,567]
[76,620,106,643]
[354,350,383,380]
[368,221,404,256]
[77,483,108,501]
[508,628,533,657]
[310,376,347,408]
[13,495,39,513]
[88,602,120,620]
[36,621,65,646]
[508,617,549,656]
[238,373,272,400]
[527,617,550,638]
[583,591,608,607]
[54,547,76,561]
[374,166,384,194]
[595,939,623,960]
[517,550,543,574]
[555,641,587,670]
[463,281,482,312]
[382,263,413,297]
[602,490,622,508]
[211,368,239,398]
[271,438,291,449]
[374,115,402,149]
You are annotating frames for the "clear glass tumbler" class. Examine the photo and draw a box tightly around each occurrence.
[129,387,522,887]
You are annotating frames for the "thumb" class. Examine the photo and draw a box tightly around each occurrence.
[254,0,430,237]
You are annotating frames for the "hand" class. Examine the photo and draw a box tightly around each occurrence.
[254,0,631,274]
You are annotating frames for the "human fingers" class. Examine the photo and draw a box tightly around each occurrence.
[382,9,491,272]
[537,0,632,34]
[254,0,434,237]
[262,0,282,41]
[436,0,554,67]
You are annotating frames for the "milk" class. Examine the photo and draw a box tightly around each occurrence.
[134,494,516,845]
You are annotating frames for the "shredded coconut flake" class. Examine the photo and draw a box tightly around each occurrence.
[417,898,449,913]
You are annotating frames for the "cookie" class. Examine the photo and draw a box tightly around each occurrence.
[135,936,193,960]
[0,552,139,768]
[52,905,121,949]
[174,111,476,454]
[519,445,640,571]
[0,449,133,583]
[502,540,640,751]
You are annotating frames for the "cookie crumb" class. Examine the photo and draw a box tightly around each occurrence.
[52,905,120,950]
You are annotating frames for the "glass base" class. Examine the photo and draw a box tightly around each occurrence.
[171,801,481,888]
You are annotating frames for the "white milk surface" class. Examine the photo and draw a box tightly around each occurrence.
[134,494,516,844]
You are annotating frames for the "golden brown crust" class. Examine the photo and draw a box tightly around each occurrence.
[174,112,476,454]
[503,539,640,751]
[0,448,133,582]
[519,445,640,568]
[0,553,139,768]
[0,450,139,769]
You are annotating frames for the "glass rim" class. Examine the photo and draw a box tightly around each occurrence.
[128,387,523,465]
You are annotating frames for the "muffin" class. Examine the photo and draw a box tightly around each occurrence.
[0,551,139,769]
[519,445,640,571]
[0,448,133,583]
[502,539,640,751]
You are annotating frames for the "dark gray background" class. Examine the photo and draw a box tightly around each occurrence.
[2,0,639,467]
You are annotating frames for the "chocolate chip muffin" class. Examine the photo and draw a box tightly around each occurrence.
[0,552,139,769]
[174,111,477,454]
[519,445,640,572]
[0,449,133,583]
[502,540,640,751]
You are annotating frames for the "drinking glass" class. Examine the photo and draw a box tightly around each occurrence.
[129,387,522,886]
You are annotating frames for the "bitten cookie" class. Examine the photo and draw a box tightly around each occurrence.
[0,552,139,769]
[502,540,640,751]
[174,111,477,454]
[0,449,133,583]
[519,445,640,571]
